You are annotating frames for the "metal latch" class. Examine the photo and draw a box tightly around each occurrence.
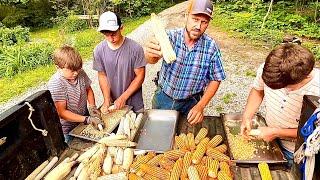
[25,102,48,136]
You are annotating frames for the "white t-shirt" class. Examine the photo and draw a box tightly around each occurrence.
[253,63,320,152]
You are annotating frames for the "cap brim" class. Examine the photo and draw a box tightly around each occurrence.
[97,25,119,32]
[191,11,213,19]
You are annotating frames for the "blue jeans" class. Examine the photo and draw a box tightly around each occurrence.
[278,142,294,168]
[152,87,202,115]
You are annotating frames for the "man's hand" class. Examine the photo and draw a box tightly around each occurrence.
[187,104,205,125]
[114,95,127,110]
[101,100,111,114]
[85,116,104,130]
[257,126,278,142]
[240,116,252,138]
[144,37,162,64]
[88,105,101,119]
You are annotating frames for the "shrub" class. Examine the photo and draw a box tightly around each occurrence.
[62,15,88,33]
[0,42,54,77]
[0,26,30,46]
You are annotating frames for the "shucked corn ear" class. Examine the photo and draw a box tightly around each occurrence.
[136,154,164,176]
[217,170,233,180]
[164,149,186,160]
[130,152,156,173]
[179,133,189,150]
[206,147,230,162]
[175,136,188,150]
[140,164,170,179]
[187,166,201,180]
[195,165,208,180]
[214,144,228,154]
[207,158,219,178]
[258,162,272,180]
[192,137,209,164]
[181,151,192,179]
[195,128,208,145]
[150,13,176,64]
[143,173,158,180]
[187,133,196,151]
[169,158,183,180]
[159,156,175,170]
[220,161,231,176]
[207,135,223,148]
[129,173,143,180]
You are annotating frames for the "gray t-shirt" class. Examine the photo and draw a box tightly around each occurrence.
[47,70,91,134]
[93,37,146,111]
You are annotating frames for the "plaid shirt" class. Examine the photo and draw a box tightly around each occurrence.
[158,28,226,100]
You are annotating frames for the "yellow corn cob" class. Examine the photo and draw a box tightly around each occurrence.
[206,147,230,162]
[220,162,231,176]
[179,133,189,150]
[192,137,210,164]
[143,173,158,180]
[140,164,170,179]
[187,166,200,180]
[207,135,223,148]
[150,13,176,63]
[207,158,219,178]
[128,173,143,180]
[159,156,175,170]
[169,158,183,180]
[187,133,196,151]
[136,154,164,176]
[214,144,228,154]
[195,165,208,180]
[195,128,208,145]
[181,152,193,179]
[175,136,188,150]
[200,156,208,166]
[130,152,156,173]
[217,170,232,180]
[164,150,186,160]
[258,162,272,180]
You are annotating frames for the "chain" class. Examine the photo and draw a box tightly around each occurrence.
[25,102,48,136]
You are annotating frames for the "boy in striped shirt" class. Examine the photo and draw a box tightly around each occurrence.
[48,45,103,143]
[241,39,320,166]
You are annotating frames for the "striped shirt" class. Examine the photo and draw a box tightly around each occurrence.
[253,64,320,152]
[47,70,92,134]
[158,28,226,100]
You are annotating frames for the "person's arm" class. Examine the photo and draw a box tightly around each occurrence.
[114,67,145,109]
[86,86,95,106]
[98,71,112,112]
[187,80,221,125]
[144,37,163,64]
[257,126,297,142]
[240,88,264,136]
[55,101,86,122]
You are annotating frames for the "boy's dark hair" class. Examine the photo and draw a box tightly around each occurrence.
[53,45,83,71]
[262,43,315,89]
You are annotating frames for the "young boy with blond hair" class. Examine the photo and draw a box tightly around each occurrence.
[48,45,102,143]
[241,39,320,165]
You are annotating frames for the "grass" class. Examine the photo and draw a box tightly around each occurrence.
[222,93,237,104]
[0,16,149,104]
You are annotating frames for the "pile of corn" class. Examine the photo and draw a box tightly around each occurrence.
[128,128,233,180]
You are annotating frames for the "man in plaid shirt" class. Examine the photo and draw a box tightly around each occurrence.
[145,0,226,125]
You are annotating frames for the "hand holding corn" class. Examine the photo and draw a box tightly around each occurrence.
[144,36,162,64]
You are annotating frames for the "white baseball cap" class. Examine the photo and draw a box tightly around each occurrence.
[97,11,121,32]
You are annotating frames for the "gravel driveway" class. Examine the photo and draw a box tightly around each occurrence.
[0,1,268,116]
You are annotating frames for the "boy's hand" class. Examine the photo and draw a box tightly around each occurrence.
[114,95,127,110]
[88,105,101,119]
[101,101,111,114]
[85,116,104,130]
[257,126,278,142]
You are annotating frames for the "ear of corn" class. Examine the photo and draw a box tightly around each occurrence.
[206,147,230,162]
[220,161,231,176]
[150,13,176,64]
[136,154,164,176]
[143,173,159,180]
[179,133,189,150]
[187,133,196,152]
[214,144,228,154]
[129,173,143,180]
[181,151,192,179]
[258,162,272,180]
[195,128,208,145]
[175,136,188,150]
[169,158,183,180]
[187,166,201,180]
[140,164,170,179]
[207,158,219,178]
[195,165,208,180]
[200,156,208,166]
[122,148,134,170]
[207,135,223,148]
[192,137,209,164]
[130,152,156,173]
[159,157,175,170]
[217,170,233,180]
[164,150,186,160]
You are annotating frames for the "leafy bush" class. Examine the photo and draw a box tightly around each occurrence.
[62,15,88,33]
[0,26,30,46]
[0,42,54,77]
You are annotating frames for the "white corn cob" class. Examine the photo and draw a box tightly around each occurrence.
[124,115,131,140]
[97,172,127,180]
[116,117,125,135]
[150,13,176,63]
[122,148,134,170]
[103,153,113,175]
[115,148,124,165]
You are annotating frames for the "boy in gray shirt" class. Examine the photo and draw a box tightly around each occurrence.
[93,11,146,112]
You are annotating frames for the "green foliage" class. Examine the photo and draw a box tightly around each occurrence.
[0,26,30,46]
[62,15,88,33]
[0,42,54,77]
[222,93,237,104]
[245,69,256,77]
